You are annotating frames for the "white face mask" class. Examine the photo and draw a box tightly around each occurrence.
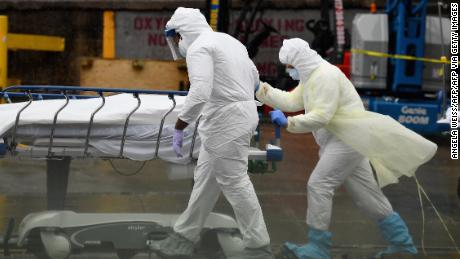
[286,68,300,81]
[178,39,188,58]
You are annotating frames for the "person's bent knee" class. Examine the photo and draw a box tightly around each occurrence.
[307,180,333,198]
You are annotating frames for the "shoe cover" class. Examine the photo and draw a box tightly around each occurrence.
[376,212,417,257]
[281,228,331,259]
[148,232,194,257]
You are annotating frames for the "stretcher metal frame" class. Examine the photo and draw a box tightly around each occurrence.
[1,86,194,211]
[2,85,192,160]
[0,85,282,209]
[0,85,283,259]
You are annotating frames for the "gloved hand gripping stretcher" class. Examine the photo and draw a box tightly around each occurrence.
[0,85,283,259]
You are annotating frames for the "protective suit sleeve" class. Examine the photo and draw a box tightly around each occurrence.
[287,74,340,133]
[178,47,214,124]
[255,82,304,112]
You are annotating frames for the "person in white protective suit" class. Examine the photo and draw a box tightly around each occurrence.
[256,38,438,259]
[148,7,274,259]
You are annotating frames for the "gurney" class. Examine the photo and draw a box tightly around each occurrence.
[1,87,198,163]
[0,85,283,259]
[0,85,282,164]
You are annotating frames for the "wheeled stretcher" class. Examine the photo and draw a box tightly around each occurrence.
[0,85,283,259]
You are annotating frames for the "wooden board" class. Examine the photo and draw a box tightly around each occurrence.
[79,58,188,91]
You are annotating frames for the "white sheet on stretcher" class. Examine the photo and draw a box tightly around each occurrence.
[0,93,200,164]
[0,93,184,130]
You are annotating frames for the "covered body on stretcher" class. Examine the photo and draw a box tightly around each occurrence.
[1,93,200,163]
[0,86,282,167]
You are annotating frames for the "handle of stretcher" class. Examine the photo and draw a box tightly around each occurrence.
[249,116,282,161]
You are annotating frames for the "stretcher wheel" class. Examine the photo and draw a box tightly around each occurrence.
[116,249,137,259]
[39,231,71,259]
[248,160,268,174]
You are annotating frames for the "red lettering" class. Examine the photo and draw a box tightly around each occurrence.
[284,19,296,32]
[261,34,288,49]
[148,33,167,46]
[144,17,153,30]
[134,16,155,30]
[156,17,169,30]
[134,17,143,30]
[236,18,275,33]
[155,17,163,30]
[254,19,273,32]
[295,20,304,32]
[148,33,158,46]
[284,19,305,32]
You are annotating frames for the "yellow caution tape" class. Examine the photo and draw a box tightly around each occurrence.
[351,48,451,64]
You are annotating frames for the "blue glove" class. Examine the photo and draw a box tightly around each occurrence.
[172,129,184,157]
[269,109,288,127]
[255,82,260,93]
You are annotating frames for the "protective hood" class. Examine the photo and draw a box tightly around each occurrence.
[279,38,324,82]
[166,7,213,56]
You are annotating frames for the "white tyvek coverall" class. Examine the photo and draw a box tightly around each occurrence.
[256,38,437,231]
[166,8,270,248]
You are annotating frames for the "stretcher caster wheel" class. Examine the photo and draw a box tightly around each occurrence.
[116,249,137,259]
[39,231,71,259]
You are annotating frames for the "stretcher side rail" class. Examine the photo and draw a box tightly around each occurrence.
[1,85,191,161]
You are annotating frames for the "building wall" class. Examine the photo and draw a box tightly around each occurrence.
[0,1,387,10]
[3,10,101,86]
[1,1,451,86]
[1,8,368,85]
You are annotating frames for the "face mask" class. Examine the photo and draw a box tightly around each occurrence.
[286,68,300,81]
[178,39,188,58]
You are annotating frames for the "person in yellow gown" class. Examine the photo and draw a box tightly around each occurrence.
[256,38,437,259]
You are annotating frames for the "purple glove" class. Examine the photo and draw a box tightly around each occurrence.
[173,129,184,157]
[269,109,288,127]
